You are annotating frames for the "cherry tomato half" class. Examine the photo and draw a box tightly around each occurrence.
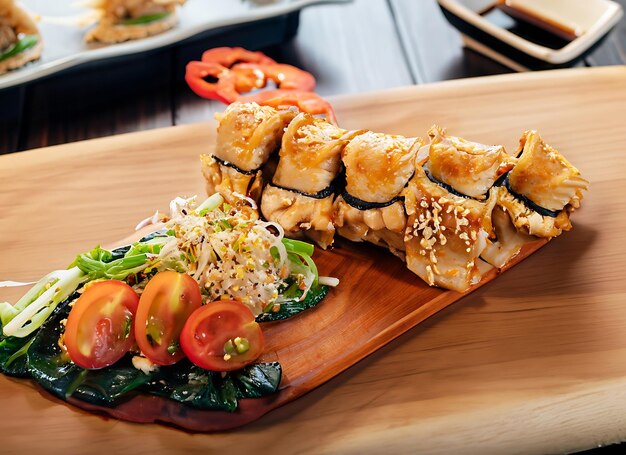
[135,271,202,366]
[180,300,264,372]
[64,280,139,370]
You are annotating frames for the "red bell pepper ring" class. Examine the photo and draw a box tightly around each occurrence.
[231,63,316,93]
[241,89,337,125]
[185,61,240,103]
[186,47,278,102]
[200,47,276,67]
[186,61,318,104]
[185,47,319,108]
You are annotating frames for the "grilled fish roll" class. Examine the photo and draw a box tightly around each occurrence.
[333,132,422,257]
[425,126,514,199]
[403,165,497,292]
[261,112,362,249]
[423,126,532,268]
[202,102,296,205]
[497,130,588,238]
[85,0,185,43]
[481,206,536,268]
[0,0,41,74]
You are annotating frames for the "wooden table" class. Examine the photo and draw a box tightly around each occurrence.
[1,0,625,154]
[1,2,625,454]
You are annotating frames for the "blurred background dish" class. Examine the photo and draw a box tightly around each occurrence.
[437,0,623,70]
[0,0,349,90]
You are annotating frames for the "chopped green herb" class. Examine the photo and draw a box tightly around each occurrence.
[0,35,38,63]
[167,341,179,355]
[119,12,170,26]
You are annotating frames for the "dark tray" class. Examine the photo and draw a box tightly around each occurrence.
[0,11,300,122]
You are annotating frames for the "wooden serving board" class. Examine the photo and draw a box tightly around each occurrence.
[0,66,625,454]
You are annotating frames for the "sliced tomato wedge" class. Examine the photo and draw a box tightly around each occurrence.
[135,271,202,366]
[64,280,139,370]
[180,300,264,372]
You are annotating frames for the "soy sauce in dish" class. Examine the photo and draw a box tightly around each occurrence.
[479,3,573,50]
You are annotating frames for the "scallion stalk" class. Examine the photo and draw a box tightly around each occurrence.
[0,35,38,63]
[119,12,170,26]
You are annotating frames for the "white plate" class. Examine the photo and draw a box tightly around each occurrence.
[438,0,623,71]
[0,0,349,90]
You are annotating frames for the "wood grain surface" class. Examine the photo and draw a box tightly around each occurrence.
[1,66,625,454]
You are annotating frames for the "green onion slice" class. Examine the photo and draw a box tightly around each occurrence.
[0,35,38,63]
[119,12,171,26]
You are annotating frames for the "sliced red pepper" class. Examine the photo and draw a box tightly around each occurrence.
[186,47,278,102]
[185,61,239,103]
[231,63,315,93]
[186,62,317,104]
[185,47,321,111]
[241,89,337,125]
[201,47,276,67]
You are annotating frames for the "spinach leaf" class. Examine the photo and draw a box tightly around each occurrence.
[231,362,282,398]
[70,358,156,406]
[0,296,68,378]
[0,333,35,377]
[256,283,328,322]
[27,305,155,405]
[27,310,83,400]
[143,360,281,412]
[26,305,281,411]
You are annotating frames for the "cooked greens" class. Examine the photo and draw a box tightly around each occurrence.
[0,234,169,339]
[257,283,328,323]
[0,195,333,415]
[22,302,281,411]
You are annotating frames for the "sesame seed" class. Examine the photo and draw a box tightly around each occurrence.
[426,265,435,284]
[429,251,438,264]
